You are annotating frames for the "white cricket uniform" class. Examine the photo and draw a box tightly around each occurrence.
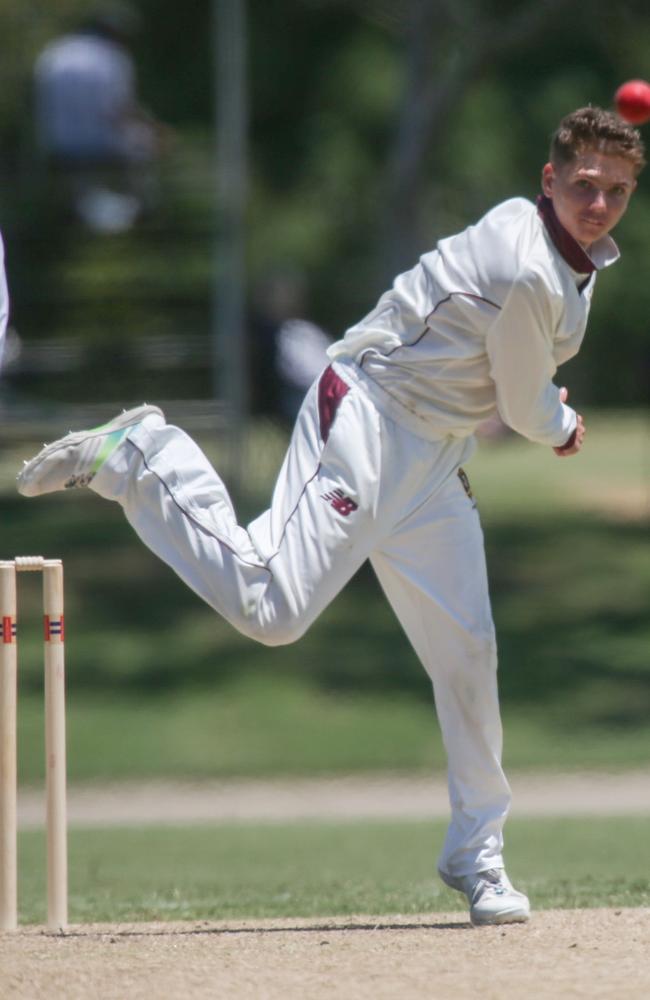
[92,195,618,878]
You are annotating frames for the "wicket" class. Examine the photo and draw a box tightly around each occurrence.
[0,557,67,933]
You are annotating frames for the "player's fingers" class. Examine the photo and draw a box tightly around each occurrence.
[559,386,568,402]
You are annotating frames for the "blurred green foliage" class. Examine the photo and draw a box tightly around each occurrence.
[4,413,648,781]
[0,2,650,402]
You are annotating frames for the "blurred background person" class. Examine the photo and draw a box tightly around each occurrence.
[275,317,333,423]
[33,1,172,234]
[250,270,332,424]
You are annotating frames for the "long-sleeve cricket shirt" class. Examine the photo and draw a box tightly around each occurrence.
[328,196,618,446]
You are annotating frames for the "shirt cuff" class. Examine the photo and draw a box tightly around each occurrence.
[554,428,577,452]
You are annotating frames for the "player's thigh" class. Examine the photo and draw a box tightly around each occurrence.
[372,468,494,644]
[249,374,388,628]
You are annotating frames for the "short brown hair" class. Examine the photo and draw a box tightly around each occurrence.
[550,106,646,175]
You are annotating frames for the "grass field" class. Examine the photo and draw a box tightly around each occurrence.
[15,815,650,926]
[1,408,648,781]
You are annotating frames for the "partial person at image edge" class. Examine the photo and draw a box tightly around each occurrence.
[0,234,9,370]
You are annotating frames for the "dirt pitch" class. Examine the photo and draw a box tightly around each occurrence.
[3,908,649,1000]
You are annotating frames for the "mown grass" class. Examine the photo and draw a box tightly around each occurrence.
[15,815,650,925]
[1,409,648,781]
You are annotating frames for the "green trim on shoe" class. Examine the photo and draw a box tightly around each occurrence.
[89,427,130,476]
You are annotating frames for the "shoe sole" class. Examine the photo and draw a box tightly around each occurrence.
[470,906,530,927]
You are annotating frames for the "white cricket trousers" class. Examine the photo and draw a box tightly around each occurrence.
[92,364,511,877]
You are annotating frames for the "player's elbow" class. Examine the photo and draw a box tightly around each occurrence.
[503,414,538,441]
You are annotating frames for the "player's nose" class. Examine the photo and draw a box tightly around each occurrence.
[589,189,608,212]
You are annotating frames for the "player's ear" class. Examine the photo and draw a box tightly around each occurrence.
[541,162,555,197]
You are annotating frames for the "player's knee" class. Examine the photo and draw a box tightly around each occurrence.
[239,612,307,647]
[468,626,498,667]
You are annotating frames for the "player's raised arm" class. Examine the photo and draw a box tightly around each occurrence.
[485,270,577,448]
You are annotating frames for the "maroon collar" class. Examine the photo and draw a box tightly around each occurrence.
[536,195,596,275]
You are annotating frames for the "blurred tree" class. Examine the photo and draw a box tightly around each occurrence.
[381,0,571,277]
[0,0,649,404]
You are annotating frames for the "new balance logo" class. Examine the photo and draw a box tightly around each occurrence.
[321,488,358,517]
[64,472,95,489]
[458,467,477,508]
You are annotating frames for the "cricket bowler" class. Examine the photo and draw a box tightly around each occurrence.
[17,107,644,925]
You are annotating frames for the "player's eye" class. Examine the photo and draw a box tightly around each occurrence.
[611,185,626,196]
[575,179,592,189]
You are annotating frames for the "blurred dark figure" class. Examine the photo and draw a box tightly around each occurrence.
[249,270,332,423]
[33,2,172,233]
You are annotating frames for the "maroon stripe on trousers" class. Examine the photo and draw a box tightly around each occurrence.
[318,365,350,443]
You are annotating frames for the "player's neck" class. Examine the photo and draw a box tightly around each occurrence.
[536,195,595,273]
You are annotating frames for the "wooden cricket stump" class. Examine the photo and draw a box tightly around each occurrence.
[0,557,67,933]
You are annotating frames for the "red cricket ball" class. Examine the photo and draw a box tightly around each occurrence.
[615,79,650,125]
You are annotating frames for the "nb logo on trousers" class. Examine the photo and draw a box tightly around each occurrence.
[321,488,358,517]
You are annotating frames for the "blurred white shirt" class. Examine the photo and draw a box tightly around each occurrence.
[275,319,332,390]
[34,32,153,162]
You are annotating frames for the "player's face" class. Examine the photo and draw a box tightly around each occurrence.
[541,150,637,249]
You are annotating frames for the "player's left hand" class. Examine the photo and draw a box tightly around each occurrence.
[553,386,586,457]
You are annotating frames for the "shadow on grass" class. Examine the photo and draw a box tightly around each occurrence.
[4,492,649,728]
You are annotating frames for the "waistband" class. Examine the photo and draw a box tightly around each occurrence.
[331,357,474,445]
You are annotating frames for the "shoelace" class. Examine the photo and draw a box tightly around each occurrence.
[475,869,508,897]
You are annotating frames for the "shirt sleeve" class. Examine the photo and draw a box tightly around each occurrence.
[485,268,576,447]
[0,234,8,370]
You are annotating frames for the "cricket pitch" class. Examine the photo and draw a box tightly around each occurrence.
[3,908,649,999]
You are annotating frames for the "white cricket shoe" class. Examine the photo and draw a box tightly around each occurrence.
[439,867,530,926]
[16,404,164,497]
